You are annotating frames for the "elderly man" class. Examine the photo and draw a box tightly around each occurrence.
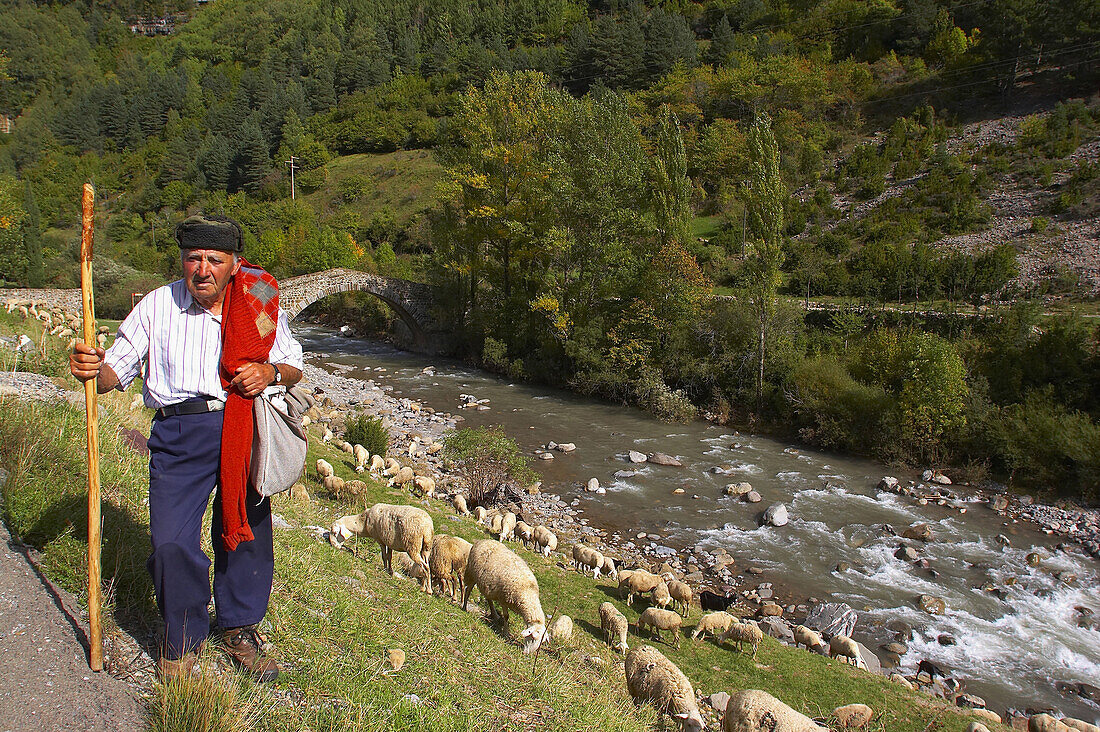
[70,214,303,681]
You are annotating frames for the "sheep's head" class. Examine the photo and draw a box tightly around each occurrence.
[521,623,549,655]
[673,708,705,732]
[329,520,353,547]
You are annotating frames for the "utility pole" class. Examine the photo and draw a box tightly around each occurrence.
[284,155,299,200]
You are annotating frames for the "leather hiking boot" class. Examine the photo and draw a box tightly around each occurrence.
[156,651,198,681]
[221,625,279,683]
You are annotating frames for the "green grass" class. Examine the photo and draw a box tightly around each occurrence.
[691,216,725,241]
[306,150,444,226]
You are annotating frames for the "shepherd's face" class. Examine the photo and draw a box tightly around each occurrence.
[181,248,240,308]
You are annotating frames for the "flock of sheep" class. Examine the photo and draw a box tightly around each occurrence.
[4,299,109,349]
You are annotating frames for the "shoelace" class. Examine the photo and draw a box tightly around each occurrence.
[230,626,266,650]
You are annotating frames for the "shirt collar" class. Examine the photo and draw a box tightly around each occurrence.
[174,279,220,320]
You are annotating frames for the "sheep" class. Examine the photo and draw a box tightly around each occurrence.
[692,611,735,641]
[599,602,629,652]
[394,551,427,582]
[316,459,335,479]
[547,614,574,644]
[473,505,489,523]
[652,581,673,609]
[345,479,367,496]
[499,511,517,541]
[620,570,662,605]
[452,493,470,515]
[623,645,705,732]
[429,534,473,601]
[699,588,738,612]
[636,607,684,649]
[489,513,504,537]
[323,475,346,497]
[461,540,548,654]
[353,444,369,472]
[388,466,415,488]
[331,504,434,594]
[828,634,866,669]
[322,427,334,442]
[514,521,534,547]
[722,689,827,732]
[1029,715,1072,732]
[383,457,403,476]
[667,580,692,615]
[341,441,355,455]
[720,619,763,659]
[793,625,825,652]
[1061,719,1100,732]
[368,454,386,473]
[532,525,557,556]
[599,555,619,580]
[412,475,436,497]
[572,544,605,577]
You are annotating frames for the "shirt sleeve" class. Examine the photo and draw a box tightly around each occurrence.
[268,308,304,370]
[103,295,151,391]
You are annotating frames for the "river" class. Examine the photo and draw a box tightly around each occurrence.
[297,325,1100,723]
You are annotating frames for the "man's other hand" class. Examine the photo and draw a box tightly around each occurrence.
[230,362,276,398]
[70,342,105,383]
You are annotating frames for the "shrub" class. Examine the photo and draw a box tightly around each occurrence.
[344,413,389,457]
[1030,216,1050,233]
[443,426,538,506]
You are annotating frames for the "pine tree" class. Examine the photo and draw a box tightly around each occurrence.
[199,134,232,191]
[707,16,736,66]
[22,183,42,287]
[235,120,270,194]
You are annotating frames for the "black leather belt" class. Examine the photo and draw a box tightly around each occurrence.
[156,398,226,418]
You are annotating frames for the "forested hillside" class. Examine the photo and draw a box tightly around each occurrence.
[1,0,1098,495]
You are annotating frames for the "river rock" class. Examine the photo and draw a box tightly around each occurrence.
[707,691,731,713]
[877,476,899,492]
[538,452,554,460]
[762,503,789,527]
[1026,551,1042,566]
[724,482,753,497]
[757,617,794,643]
[647,452,682,467]
[833,703,874,729]
[889,673,913,690]
[1029,714,1071,732]
[918,594,947,615]
[895,546,919,562]
[886,620,912,641]
[989,495,1010,511]
[955,693,986,709]
[627,450,647,463]
[855,641,880,675]
[881,641,908,655]
[805,602,858,638]
[723,690,826,732]
[835,562,850,573]
[745,490,762,503]
[613,470,636,479]
[932,474,952,485]
[586,478,600,492]
[902,523,934,542]
[555,442,576,453]
[757,603,784,617]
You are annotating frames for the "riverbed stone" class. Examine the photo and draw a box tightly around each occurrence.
[762,502,789,527]
[881,641,908,655]
[895,546,919,561]
[647,452,682,467]
[889,673,913,689]
[745,490,762,503]
[877,476,899,492]
[805,602,858,638]
[918,594,947,615]
[627,450,647,463]
[757,603,784,617]
[955,693,986,709]
[724,482,753,497]
[586,478,600,492]
[707,691,731,713]
[1026,551,1042,566]
[555,442,576,452]
[903,523,935,542]
[989,495,1010,511]
[757,617,794,643]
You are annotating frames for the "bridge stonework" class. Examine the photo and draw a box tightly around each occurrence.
[279,268,441,351]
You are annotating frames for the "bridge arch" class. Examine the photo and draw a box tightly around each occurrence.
[278,269,437,350]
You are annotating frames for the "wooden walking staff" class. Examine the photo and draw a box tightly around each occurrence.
[80,183,104,672]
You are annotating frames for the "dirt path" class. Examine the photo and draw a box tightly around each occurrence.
[0,472,146,731]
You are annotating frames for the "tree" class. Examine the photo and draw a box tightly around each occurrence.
[235,119,270,194]
[707,16,736,66]
[742,112,786,418]
[22,183,42,287]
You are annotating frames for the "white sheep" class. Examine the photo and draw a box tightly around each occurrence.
[667,580,692,615]
[452,493,470,515]
[462,539,548,654]
[489,512,504,537]
[368,454,386,474]
[721,619,764,659]
[722,689,827,732]
[692,611,735,641]
[636,607,684,649]
[473,505,489,523]
[532,525,557,556]
[331,504,434,594]
[322,427,334,442]
[388,466,415,488]
[322,475,346,497]
[547,614,574,644]
[571,544,605,577]
[413,475,436,497]
[623,645,705,732]
[620,570,662,605]
[353,444,369,472]
[383,457,402,476]
[652,581,673,609]
[340,441,355,455]
[499,511,517,541]
[429,534,473,601]
[828,634,866,669]
[316,459,335,479]
[793,625,825,652]
[514,520,534,547]
[599,556,618,580]
[599,601,629,652]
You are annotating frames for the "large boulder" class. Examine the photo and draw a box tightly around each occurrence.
[833,704,874,729]
[902,523,935,542]
[722,690,827,732]
[1029,714,1071,732]
[989,495,1009,511]
[757,616,795,644]
[647,452,683,467]
[855,640,881,675]
[805,602,858,638]
[762,503,789,527]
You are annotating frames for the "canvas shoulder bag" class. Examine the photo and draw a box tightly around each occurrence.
[250,385,313,498]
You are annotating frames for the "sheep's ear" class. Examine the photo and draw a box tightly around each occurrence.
[672,713,690,720]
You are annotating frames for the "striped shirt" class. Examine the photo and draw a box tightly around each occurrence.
[104,279,304,409]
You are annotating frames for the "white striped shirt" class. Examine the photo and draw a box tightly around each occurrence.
[104,279,304,409]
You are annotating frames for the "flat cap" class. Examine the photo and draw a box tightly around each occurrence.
[174,214,244,252]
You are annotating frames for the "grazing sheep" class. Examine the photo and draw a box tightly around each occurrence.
[637,607,684,649]
[692,611,735,641]
[322,427,334,442]
[473,505,489,523]
[383,457,402,475]
[489,513,504,537]
[413,475,436,497]
[828,634,866,669]
[452,493,470,515]
[532,525,557,556]
[499,511,517,541]
[394,551,427,582]
[429,534,473,601]
[547,614,574,644]
[331,504,434,594]
[345,479,367,496]
[462,540,548,654]
[623,645,705,732]
[341,441,355,454]
[572,544,605,577]
[793,625,825,652]
[720,619,764,659]
[323,475,346,497]
[388,466,415,488]
[1061,719,1100,732]
[722,689,827,732]
[599,602,629,652]
[652,581,673,609]
[667,580,692,615]
[699,589,738,612]
[1029,715,1072,732]
[514,521,534,547]
[316,459,335,479]
[353,444,369,472]
[620,570,662,605]
[599,556,618,580]
[368,454,386,473]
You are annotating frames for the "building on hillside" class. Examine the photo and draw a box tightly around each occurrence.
[0,115,13,134]
[128,16,181,36]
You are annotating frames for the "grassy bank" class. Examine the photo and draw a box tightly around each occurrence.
[0,314,1006,732]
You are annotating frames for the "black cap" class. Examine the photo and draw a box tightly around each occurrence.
[174,214,244,252]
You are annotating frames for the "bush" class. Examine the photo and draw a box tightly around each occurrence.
[443,426,538,506]
[344,413,389,457]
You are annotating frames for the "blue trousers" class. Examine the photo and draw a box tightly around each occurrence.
[147,406,274,660]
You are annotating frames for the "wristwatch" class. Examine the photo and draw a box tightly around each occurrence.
[271,363,282,385]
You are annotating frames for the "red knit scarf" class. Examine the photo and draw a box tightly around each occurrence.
[218,259,280,551]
